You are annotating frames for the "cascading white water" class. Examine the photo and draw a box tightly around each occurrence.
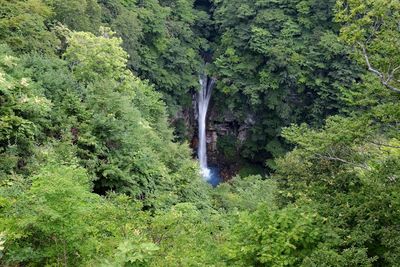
[198,73,216,180]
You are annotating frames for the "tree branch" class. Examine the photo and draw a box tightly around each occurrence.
[315,153,371,170]
[387,65,400,83]
[358,42,400,93]
[369,141,400,149]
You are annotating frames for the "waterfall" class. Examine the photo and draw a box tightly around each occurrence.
[198,73,216,180]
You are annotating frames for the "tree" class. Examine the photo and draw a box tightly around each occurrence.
[0,159,158,266]
[0,45,52,176]
[64,28,209,208]
[99,0,204,113]
[336,0,400,93]
[0,0,58,54]
[275,111,400,265]
[1,163,105,266]
[210,0,362,164]
[222,204,328,267]
[45,0,102,33]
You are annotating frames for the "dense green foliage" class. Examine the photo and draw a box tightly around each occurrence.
[98,0,205,111]
[211,0,362,162]
[1,0,399,266]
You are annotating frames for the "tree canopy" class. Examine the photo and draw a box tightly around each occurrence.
[0,0,399,266]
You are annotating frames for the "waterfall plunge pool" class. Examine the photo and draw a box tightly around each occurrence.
[203,165,221,187]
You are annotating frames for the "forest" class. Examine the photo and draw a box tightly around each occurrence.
[0,0,399,266]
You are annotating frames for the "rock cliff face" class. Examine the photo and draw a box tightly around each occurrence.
[177,95,255,180]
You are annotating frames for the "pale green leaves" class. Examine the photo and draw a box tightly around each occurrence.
[101,240,159,267]
[64,27,129,83]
